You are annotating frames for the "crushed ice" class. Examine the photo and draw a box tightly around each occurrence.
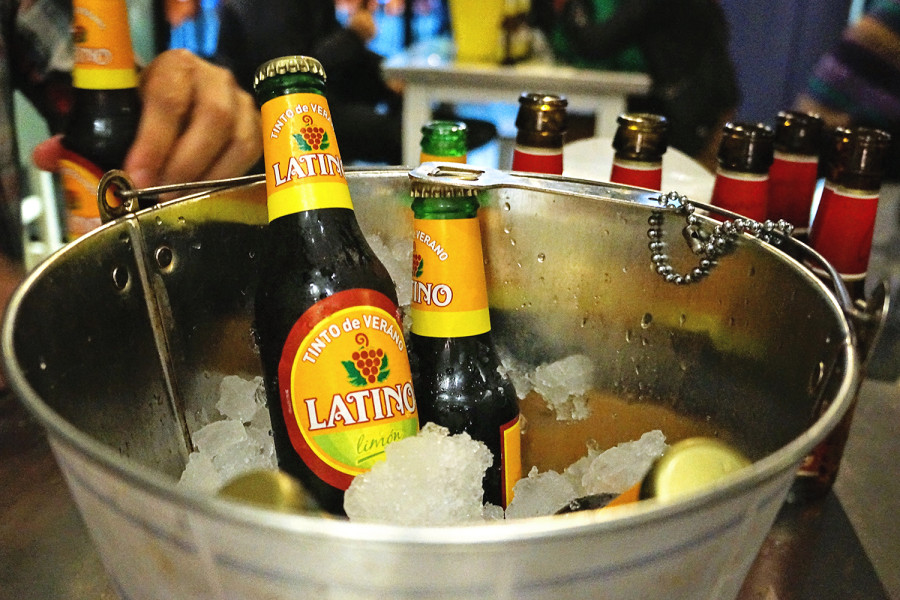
[177,375,275,494]
[179,374,666,524]
[499,349,595,421]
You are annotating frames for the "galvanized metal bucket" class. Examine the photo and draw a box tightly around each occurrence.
[2,167,886,599]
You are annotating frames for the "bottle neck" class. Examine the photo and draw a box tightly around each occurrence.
[259,89,352,221]
[71,0,138,90]
[410,193,491,338]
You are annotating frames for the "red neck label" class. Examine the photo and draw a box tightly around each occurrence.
[809,183,879,278]
[710,169,769,221]
[511,145,563,175]
[767,152,819,230]
[610,158,663,190]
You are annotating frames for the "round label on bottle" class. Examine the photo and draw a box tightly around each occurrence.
[278,289,418,490]
[261,92,352,221]
[72,0,138,89]
[411,217,491,337]
[58,149,119,238]
[511,145,563,175]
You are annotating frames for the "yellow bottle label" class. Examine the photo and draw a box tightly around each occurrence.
[261,92,352,222]
[279,289,419,490]
[72,0,138,90]
[410,217,491,337]
[501,414,522,506]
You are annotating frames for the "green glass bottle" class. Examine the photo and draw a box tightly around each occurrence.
[253,56,419,515]
[407,181,522,508]
[419,120,468,164]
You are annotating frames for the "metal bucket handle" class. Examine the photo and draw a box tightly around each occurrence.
[98,163,890,364]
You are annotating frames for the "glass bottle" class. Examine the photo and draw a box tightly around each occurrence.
[511,92,568,175]
[789,125,891,504]
[253,56,419,515]
[609,113,668,191]
[60,0,141,239]
[407,181,522,508]
[709,122,774,221]
[419,120,468,164]
[767,110,824,238]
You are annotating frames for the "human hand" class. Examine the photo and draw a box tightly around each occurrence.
[347,8,377,43]
[33,49,261,189]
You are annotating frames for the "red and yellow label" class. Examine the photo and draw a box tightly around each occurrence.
[58,149,120,238]
[261,92,351,222]
[501,415,522,506]
[710,169,769,221]
[410,217,491,337]
[278,289,418,490]
[610,158,663,191]
[72,0,138,90]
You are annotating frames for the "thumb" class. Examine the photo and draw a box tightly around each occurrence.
[31,134,65,172]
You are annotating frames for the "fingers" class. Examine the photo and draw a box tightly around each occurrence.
[124,49,261,189]
[31,134,65,172]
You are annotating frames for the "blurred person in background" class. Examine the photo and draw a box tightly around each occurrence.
[0,0,262,388]
[537,0,739,171]
[793,0,900,181]
[214,0,405,165]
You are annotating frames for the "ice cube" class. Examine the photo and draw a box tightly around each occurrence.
[192,419,248,455]
[580,430,668,495]
[497,346,533,400]
[178,452,221,493]
[368,235,413,307]
[344,422,493,525]
[531,354,595,420]
[505,467,579,519]
[216,375,264,423]
[212,437,277,484]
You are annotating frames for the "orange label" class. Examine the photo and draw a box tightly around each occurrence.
[278,289,419,490]
[261,92,352,221]
[501,415,522,506]
[72,0,138,89]
[410,217,490,337]
[58,149,119,238]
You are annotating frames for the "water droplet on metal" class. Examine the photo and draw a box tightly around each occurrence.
[640,313,653,329]
[537,252,545,263]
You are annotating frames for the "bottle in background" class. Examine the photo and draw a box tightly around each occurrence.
[419,120,468,164]
[252,56,419,515]
[511,92,568,175]
[789,125,891,504]
[767,110,824,238]
[60,0,141,239]
[709,122,774,221]
[407,180,522,508]
[609,113,668,191]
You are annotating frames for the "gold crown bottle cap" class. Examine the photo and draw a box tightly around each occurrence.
[254,56,327,90]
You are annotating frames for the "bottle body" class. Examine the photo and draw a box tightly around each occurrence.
[408,190,522,508]
[419,120,468,164]
[767,111,824,236]
[609,113,668,191]
[253,56,419,514]
[511,92,567,175]
[788,125,891,504]
[60,0,140,239]
[710,122,774,221]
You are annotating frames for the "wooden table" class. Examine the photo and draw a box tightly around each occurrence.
[382,38,651,165]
